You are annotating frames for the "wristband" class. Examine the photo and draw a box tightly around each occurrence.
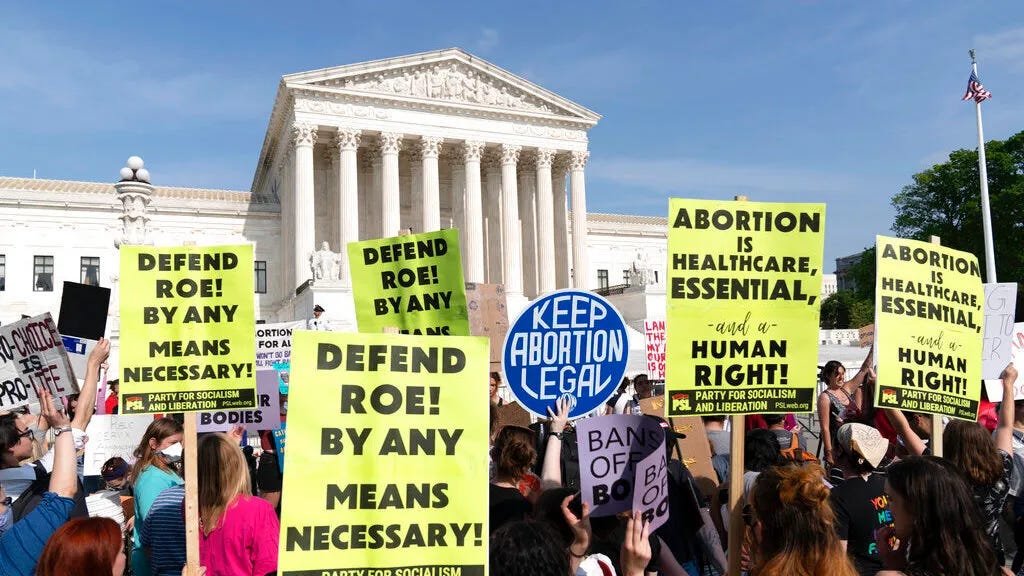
[547,431,564,441]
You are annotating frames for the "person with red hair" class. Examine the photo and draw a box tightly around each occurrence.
[35,516,125,576]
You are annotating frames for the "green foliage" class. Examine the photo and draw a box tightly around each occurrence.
[892,130,1024,283]
[847,246,876,302]
[820,291,855,329]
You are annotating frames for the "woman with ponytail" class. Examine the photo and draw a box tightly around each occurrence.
[747,464,858,576]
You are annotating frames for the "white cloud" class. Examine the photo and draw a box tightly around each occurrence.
[976,27,1024,70]
[475,28,499,53]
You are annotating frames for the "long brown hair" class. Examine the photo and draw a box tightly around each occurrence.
[130,417,183,483]
[36,517,121,576]
[943,419,1005,487]
[750,464,858,576]
[198,433,251,535]
[886,456,999,575]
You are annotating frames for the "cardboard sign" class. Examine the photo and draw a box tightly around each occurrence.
[874,236,984,420]
[58,281,111,340]
[985,322,1024,402]
[576,415,665,517]
[0,313,78,410]
[348,229,470,336]
[273,428,286,474]
[983,283,1018,385]
[494,402,532,431]
[632,444,670,531]
[196,370,281,432]
[503,290,629,418]
[465,283,509,363]
[119,245,257,414]
[278,331,489,573]
[644,320,667,380]
[666,199,825,416]
[858,324,875,348]
[83,414,153,476]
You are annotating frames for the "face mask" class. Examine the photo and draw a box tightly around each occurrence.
[159,442,183,463]
[0,505,12,535]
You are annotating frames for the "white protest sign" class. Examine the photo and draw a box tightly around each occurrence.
[987,322,1024,402]
[0,313,78,411]
[84,414,153,476]
[196,370,281,432]
[982,284,1018,401]
[644,320,666,380]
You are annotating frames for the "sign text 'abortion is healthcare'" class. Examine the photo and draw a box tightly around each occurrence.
[503,290,628,418]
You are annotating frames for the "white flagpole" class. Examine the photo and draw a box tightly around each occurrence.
[971,49,998,282]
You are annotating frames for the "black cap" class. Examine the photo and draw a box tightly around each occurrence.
[313,305,325,312]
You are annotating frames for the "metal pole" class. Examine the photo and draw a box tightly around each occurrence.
[970,51,998,283]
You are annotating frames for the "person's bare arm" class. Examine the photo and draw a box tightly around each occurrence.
[71,338,110,431]
[540,397,569,490]
[994,364,1018,455]
[882,409,926,456]
[40,389,76,498]
[847,345,874,389]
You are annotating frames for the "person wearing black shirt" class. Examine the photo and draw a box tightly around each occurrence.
[829,423,892,576]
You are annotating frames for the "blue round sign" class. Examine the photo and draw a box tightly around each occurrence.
[502,290,630,418]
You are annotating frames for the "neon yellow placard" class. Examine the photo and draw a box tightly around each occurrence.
[665,199,825,416]
[874,235,984,420]
[348,229,470,336]
[118,244,256,414]
[278,331,489,575]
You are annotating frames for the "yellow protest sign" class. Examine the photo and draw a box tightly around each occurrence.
[665,199,825,416]
[119,245,256,414]
[348,229,470,336]
[874,235,984,420]
[278,331,489,574]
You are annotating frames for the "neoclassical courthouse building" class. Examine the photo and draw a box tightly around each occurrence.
[0,49,673,342]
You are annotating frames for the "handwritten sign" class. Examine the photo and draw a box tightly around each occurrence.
[503,290,628,418]
[874,236,984,420]
[0,313,77,410]
[665,199,825,416]
[83,414,153,476]
[644,320,666,380]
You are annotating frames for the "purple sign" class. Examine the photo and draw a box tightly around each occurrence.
[576,414,665,517]
[632,445,670,531]
[196,370,281,432]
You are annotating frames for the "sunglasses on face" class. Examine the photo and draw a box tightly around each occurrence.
[15,429,33,440]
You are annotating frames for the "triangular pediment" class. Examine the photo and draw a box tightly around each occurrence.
[282,48,600,124]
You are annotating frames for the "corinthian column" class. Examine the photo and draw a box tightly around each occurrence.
[535,149,556,294]
[484,150,503,283]
[334,128,361,283]
[552,156,570,288]
[569,150,590,289]
[500,144,523,298]
[379,132,403,238]
[420,136,443,232]
[292,122,317,288]
[462,141,485,282]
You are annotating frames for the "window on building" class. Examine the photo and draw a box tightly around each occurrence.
[255,261,267,294]
[80,257,100,286]
[597,269,609,290]
[0,255,5,291]
[34,256,54,292]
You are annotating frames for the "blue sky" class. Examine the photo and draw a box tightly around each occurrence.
[2,2,1022,270]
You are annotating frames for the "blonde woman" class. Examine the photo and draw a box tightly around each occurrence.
[198,433,279,576]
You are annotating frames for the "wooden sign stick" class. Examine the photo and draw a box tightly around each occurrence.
[727,196,749,576]
[928,235,944,457]
[183,413,201,575]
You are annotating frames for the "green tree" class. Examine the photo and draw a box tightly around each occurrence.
[820,290,856,329]
[846,246,876,302]
[892,130,1024,283]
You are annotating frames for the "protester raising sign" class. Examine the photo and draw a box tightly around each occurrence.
[278,331,489,574]
[119,245,256,414]
[666,199,825,416]
[0,313,77,411]
[83,414,153,476]
[874,236,984,420]
[503,290,629,418]
[981,283,1018,400]
[576,415,667,525]
[348,229,470,336]
[644,320,666,380]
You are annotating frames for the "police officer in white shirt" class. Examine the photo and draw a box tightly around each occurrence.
[307,304,332,331]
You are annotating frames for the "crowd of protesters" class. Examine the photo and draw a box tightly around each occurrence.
[0,327,1021,576]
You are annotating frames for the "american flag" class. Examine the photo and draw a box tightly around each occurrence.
[963,71,992,103]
